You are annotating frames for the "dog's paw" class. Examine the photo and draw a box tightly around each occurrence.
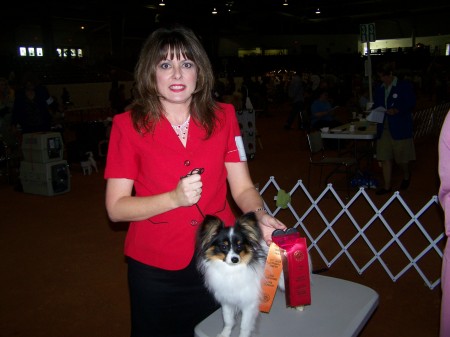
[217,327,232,337]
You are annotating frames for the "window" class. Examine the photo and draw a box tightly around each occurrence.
[18,46,44,57]
[58,47,83,58]
[19,46,84,58]
[19,47,27,56]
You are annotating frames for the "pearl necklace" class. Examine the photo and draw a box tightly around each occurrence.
[171,115,190,139]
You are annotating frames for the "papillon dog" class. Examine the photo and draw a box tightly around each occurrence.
[196,212,275,337]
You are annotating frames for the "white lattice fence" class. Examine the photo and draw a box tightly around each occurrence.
[413,102,450,141]
[258,177,445,290]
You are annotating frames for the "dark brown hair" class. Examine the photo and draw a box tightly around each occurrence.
[129,24,219,137]
[377,61,396,77]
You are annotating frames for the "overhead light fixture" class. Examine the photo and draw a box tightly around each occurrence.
[225,1,233,12]
[159,0,165,6]
[315,7,321,14]
[212,7,218,14]
[283,0,288,6]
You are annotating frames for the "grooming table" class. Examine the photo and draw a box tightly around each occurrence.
[195,274,379,337]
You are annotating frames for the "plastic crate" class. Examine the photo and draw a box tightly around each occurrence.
[20,160,70,196]
[21,132,64,163]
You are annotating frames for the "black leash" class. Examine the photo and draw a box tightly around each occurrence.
[180,168,205,218]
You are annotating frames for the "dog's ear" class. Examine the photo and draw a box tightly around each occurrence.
[239,211,258,225]
[236,212,262,245]
[197,215,224,250]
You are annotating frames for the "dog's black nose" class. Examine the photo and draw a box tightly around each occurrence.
[231,257,239,263]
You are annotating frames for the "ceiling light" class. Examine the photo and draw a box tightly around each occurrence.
[315,8,321,14]
[283,0,288,5]
[159,0,165,6]
[212,7,218,14]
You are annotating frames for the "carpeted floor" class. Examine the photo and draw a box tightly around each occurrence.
[0,100,444,337]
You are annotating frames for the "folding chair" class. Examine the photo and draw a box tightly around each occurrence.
[306,131,357,195]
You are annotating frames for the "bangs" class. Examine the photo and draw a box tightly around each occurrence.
[158,39,193,61]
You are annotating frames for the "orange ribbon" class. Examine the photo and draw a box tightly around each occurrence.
[259,243,283,313]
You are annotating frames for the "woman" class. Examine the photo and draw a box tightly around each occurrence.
[104,25,286,337]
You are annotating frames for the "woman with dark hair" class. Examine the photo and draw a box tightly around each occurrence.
[104,25,286,337]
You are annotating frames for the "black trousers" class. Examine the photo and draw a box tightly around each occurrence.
[285,100,305,129]
[127,257,219,337]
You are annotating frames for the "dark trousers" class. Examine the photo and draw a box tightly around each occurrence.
[127,257,219,337]
[285,101,305,129]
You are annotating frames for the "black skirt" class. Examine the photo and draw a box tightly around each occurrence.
[127,256,219,337]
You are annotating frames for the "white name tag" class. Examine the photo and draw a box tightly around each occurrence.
[235,136,247,161]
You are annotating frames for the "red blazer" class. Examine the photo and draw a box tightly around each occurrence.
[104,103,245,270]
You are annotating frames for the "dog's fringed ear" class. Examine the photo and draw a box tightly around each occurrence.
[197,215,224,250]
[236,212,263,248]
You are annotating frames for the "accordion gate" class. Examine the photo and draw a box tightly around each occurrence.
[258,177,444,290]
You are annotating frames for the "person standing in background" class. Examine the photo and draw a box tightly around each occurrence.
[373,62,416,195]
[284,69,305,130]
[0,77,15,116]
[11,73,53,134]
[109,80,127,116]
[438,110,450,337]
[0,77,16,150]
[61,87,73,110]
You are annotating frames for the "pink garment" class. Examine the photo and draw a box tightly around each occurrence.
[438,110,450,337]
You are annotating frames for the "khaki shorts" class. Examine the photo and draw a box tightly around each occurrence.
[376,127,416,163]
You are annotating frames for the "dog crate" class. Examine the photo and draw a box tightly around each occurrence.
[236,109,256,160]
[20,160,71,196]
[21,132,64,163]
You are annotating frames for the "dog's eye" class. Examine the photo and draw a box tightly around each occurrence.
[219,243,228,251]
[235,244,243,252]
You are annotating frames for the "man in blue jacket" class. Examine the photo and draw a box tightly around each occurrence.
[373,62,416,195]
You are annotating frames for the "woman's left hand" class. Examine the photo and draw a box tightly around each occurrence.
[256,212,287,246]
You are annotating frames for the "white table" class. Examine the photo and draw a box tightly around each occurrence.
[194,274,379,337]
[321,121,377,140]
[321,121,377,168]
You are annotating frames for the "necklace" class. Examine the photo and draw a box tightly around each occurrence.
[171,115,190,139]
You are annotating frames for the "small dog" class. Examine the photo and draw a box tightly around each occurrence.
[196,212,273,337]
[80,151,98,175]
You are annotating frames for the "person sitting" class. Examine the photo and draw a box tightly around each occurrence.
[310,89,341,130]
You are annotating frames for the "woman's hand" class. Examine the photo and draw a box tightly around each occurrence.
[256,211,287,246]
[174,173,203,207]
